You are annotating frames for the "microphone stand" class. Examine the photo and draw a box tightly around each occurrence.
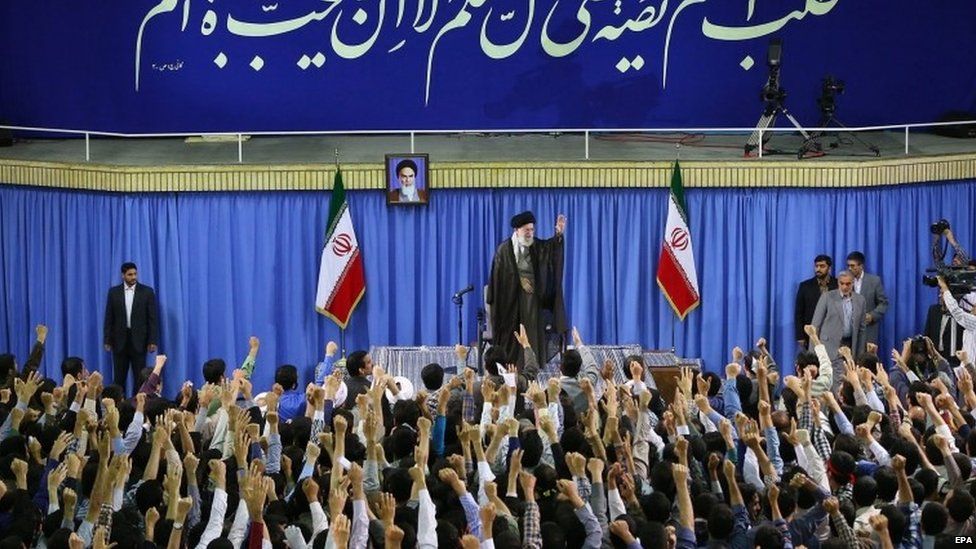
[452,292,464,347]
[476,308,486,376]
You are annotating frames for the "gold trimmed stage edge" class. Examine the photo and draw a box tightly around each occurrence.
[1,153,976,192]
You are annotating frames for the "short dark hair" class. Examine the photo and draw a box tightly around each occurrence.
[874,466,898,502]
[420,363,444,391]
[879,504,907,543]
[914,468,940,500]
[274,365,298,391]
[777,485,798,518]
[856,352,880,373]
[827,451,855,485]
[946,491,975,523]
[753,523,784,549]
[395,159,418,177]
[202,359,227,384]
[561,350,582,377]
[707,503,734,540]
[922,502,949,535]
[814,254,833,266]
[121,262,137,273]
[347,351,369,377]
[846,251,865,265]
[61,357,84,378]
[135,479,163,514]
[853,476,877,507]
[520,430,544,468]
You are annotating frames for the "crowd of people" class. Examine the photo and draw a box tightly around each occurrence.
[1,313,976,549]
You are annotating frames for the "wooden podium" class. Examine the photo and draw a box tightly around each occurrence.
[643,350,702,405]
[650,364,701,405]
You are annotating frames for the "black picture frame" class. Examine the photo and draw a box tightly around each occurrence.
[385,154,430,205]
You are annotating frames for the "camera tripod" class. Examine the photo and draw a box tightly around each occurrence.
[799,110,880,158]
[744,101,821,158]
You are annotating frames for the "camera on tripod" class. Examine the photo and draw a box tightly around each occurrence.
[817,76,845,115]
[931,218,950,235]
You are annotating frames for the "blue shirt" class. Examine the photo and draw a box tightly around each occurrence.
[278,389,306,422]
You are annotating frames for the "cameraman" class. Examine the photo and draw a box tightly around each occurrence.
[937,275,976,369]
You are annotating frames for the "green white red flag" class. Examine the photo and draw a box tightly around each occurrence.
[656,161,700,320]
[315,168,365,328]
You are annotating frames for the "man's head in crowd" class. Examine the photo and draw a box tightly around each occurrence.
[814,254,833,280]
[561,349,582,377]
[846,251,866,278]
[346,351,371,377]
[420,362,444,391]
[837,270,855,297]
[202,358,226,384]
[274,364,298,391]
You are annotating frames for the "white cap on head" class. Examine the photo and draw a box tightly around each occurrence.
[387,376,415,402]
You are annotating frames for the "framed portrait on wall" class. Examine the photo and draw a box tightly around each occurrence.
[386,154,430,205]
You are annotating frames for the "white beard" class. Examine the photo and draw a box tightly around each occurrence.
[400,184,418,201]
[518,236,534,247]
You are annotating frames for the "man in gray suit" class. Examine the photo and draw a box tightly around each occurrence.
[811,270,866,391]
[846,251,889,346]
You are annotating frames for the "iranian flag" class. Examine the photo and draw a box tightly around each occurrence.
[315,169,365,328]
[656,161,700,320]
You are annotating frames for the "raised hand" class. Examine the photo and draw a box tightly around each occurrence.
[555,214,567,235]
[301,476,319,504]
[572,326,583,348]
[519,472,537,501]
[823,496,840,515]
[610,519,637,544]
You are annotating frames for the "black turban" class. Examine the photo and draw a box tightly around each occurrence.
[510,211,536,228]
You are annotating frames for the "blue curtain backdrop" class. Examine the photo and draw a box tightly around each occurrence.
[1,180,973,396]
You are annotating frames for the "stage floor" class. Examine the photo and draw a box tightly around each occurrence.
[1,130,975,166]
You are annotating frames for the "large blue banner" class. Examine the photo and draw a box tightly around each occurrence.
[1,1,974,133]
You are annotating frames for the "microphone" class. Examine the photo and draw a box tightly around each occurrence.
[453,285,474,299]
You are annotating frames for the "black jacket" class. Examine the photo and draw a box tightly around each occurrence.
[795,276,837,342]
[104,282,158,351]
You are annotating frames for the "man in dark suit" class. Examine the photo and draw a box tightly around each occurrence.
[104,262,158,391]
[795,254,838,349]
[811,270,866,391]
[846,251,889,346]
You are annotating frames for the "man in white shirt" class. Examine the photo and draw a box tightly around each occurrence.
[938,276,976,370]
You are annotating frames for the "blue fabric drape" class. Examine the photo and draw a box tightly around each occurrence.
[1,181,973,395]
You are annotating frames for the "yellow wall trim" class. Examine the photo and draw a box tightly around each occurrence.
[1,153,975,192]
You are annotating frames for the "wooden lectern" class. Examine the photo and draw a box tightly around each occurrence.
[650,363,701,405]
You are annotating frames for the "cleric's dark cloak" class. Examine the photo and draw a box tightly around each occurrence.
[487,234,567,364]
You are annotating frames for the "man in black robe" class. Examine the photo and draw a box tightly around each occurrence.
[487,211,568,364]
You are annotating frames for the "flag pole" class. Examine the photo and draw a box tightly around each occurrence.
[670,144,681,354]
[334,147,347,358]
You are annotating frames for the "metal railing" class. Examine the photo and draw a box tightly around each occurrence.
[2,120,975,163]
